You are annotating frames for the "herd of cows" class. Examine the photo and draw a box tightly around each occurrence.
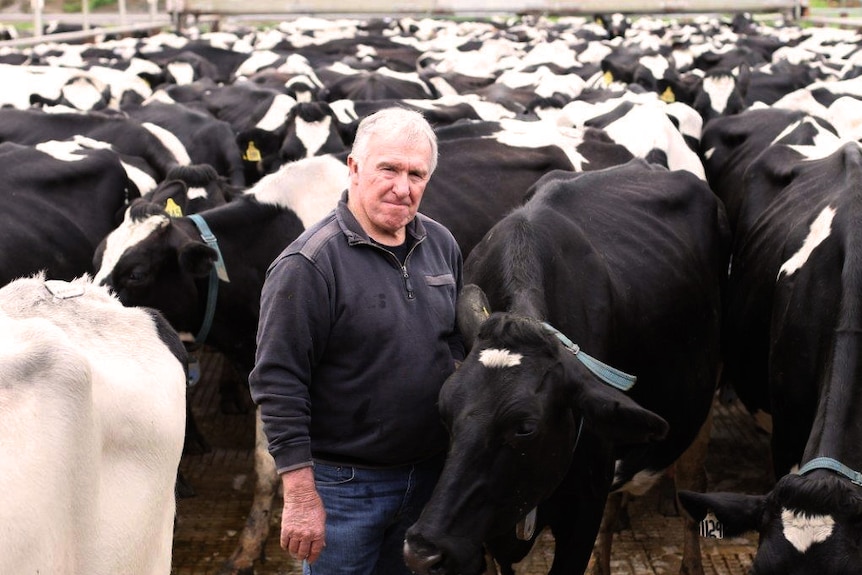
[2,6,862,575]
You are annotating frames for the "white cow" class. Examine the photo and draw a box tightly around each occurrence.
[0,273,187,575]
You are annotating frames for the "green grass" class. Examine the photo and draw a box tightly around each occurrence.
[62,0,122,12]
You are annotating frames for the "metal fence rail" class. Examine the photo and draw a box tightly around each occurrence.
[173,0,802,16]
[174,0,801,13]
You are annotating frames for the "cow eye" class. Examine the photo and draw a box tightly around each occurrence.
[123,267,149,287]
[513,420,537,439]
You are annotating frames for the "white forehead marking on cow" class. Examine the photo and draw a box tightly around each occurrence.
[94,213,169,285]
[703,147,715,160]
[245,154,348,228]
[255,93,297,131]
[702,75,736,114]
[779,206,835,279]
[187,186,207,200]
[782,509,835,553]
[479,348,523,369]
[62,76,104,111]
[295,115,333,158]
[141,122,191,166]
[120,161,158,196]
[166,61,195,85]
[640,54,669,80]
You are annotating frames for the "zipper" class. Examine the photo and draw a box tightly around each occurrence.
[400,265,415,300]
[368,236,423,300]
[400,237,424,300]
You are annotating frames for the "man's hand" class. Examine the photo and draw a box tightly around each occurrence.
[280,467,326,564]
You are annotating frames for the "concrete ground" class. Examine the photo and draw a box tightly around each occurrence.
[171,349,772,575]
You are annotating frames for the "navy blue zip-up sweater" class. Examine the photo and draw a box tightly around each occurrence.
[250,192,465,473]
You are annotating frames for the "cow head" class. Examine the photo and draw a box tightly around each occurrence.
[679,472,862,575]
[693,65,750,124]
[404,284,668,575]
[92,199,217,334]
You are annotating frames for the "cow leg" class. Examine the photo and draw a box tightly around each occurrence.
[217,408,279,575]
[588,491,625,575]
[674,408,712,575]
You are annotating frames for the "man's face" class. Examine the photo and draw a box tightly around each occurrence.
[347,134,433,243]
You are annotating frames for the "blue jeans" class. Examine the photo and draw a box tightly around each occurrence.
[303,454,444,575]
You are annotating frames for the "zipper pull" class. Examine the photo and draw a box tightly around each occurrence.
[402,265,415,299]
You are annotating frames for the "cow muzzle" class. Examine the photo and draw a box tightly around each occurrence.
[403,531,486,575]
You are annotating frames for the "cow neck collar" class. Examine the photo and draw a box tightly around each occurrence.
[540,322,637,391]
[188,214,231,344]
[797,456,862,486]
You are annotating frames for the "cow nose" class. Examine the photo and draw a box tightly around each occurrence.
[403,535,444,575]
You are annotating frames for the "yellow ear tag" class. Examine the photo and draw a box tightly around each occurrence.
[602,70,614,85]
[660,86,676,103]
[244,141,262,162]
[482,306,490,318]
[164,197,183,218]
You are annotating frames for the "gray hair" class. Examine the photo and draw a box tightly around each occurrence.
[350,107,439,175]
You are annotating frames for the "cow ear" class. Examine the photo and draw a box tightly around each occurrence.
[457,284,491,350]
[178,242,217,278]
[678,490,766,537]
[155,180,190,217]
[562,353,669,445]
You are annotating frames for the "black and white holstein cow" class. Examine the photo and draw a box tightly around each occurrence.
[0,107,191,196]
[678,140,862,574]
[699,106,840,237]
[0,140,134,287]
[0,273,186,575]
[405,159,730,575]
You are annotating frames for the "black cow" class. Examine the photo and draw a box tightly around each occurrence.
[0,108,186,194]
[678,141,862,575]
[0,141,133,287]
[124,101,247,187]
[404,159,730,575]
[317,63,437,101]
[699,107,839,236]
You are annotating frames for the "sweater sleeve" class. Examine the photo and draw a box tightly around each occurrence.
[249,253,330,473]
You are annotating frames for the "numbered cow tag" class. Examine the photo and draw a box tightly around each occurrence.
[699,511,724,539]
